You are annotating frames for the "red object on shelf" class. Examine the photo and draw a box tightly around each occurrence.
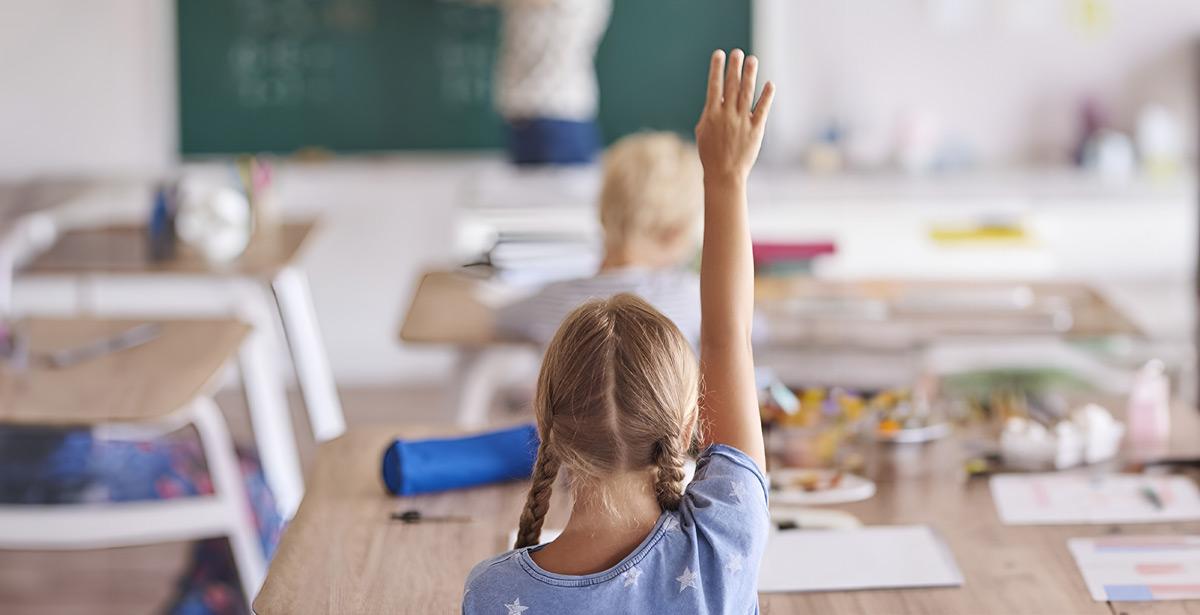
[751,241,837,265]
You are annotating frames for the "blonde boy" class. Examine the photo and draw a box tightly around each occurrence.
[496,132,704,345]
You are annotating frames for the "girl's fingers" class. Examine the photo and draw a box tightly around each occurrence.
[723,49,744,111]
[739,55,758,114]
[705,50,726,111]
[752,81,776,128]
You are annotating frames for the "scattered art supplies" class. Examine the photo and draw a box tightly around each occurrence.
[381,424,539,496]
[762,384,950,470]
[1068,535,1200,602]
[989,473,1200,525]
[758,525,962,593]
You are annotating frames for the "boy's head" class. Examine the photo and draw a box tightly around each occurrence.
[514,293,699,548]
[598,132,703,268]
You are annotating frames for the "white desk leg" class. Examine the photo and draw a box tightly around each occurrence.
[190,396,268,606]
[451,347,511,428]
[233,279,304,519]
[270,267,345,443]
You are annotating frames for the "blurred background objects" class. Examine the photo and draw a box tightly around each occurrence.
[1,1,1199,613]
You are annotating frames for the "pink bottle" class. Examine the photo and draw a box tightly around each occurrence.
[1126,359,1171,452]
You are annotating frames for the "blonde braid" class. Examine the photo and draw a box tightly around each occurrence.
[652,438,686,511]
[514,427,560,549]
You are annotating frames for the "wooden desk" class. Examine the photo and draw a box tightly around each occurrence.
[398,270,504,346]
[27,223,313,278]
[399,271,534,427]
[755,278,1143,347]
[255,408,1200,614]
[0,318,247,425]
[397,271,1146,422]
[21,221,344,516]
[400,272,1142,347]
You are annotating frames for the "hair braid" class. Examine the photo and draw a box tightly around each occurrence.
[652,437,686,511]
[515,426,560,549]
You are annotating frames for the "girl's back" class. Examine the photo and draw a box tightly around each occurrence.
[463,446,768,615]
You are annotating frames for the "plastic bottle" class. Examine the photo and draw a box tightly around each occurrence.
[1126,359,1171,448]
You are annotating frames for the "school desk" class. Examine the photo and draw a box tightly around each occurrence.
[21,221,345,517]
[753,277,1143,343]
[399,270,536,428]
[0,318,268,601]
[398,269,1143,425]
[254,402,1200,614]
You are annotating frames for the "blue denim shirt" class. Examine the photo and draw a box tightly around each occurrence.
[464,444,769,614]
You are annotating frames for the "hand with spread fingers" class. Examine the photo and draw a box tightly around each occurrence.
[694,49,775,185]
[694,49,775,471]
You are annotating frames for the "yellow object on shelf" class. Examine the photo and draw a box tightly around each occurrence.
[929,222,1030,245]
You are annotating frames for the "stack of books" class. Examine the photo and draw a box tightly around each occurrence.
[479,232,600,287]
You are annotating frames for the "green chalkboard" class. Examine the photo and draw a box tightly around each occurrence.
[177,0,751,155]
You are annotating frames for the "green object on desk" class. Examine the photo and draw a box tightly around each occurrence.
[177,0,751,154]
[1141,485,1165,510]
[941,368,1095,397]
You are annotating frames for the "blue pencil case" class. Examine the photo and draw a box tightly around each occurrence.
[381,424,540,496]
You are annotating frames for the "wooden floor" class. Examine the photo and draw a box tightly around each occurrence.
[0,385,459,615]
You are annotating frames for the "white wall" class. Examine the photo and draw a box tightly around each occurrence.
[0,1,176,178]
[758,0,1200,166]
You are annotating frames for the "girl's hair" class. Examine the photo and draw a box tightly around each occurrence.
[514,293,699,549]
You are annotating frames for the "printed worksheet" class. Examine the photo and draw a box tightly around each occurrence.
[990,474,1200,525]
[1069,535,1200,602]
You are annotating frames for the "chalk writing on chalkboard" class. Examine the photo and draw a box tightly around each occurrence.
[434,4,498,108]
[179,0,750,153]
[228,0,370,107]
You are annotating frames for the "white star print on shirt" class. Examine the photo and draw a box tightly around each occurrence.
[621,566,642,588]
[729,480,746,503]
[726,553,744,574]
[504,598,529,614]
[676,566,699,592]
[662,514,681,533]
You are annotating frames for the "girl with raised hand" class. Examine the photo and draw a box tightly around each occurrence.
[463,49,775,614]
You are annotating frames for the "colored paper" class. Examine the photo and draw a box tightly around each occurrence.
[1069,535,1200,602]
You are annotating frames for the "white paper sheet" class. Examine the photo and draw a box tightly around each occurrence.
[990,474,1200,525]
[757,525,963,593]
[1068,535,1200,602]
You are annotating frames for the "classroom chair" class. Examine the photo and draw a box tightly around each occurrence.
[0,396,266,603]
[0,318,272,605]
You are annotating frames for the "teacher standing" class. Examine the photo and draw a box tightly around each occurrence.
[494,0,612,165]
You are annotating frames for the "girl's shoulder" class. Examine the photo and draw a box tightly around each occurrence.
[689,444,770,506]
[465,549,523,590]
[678,444,771,550]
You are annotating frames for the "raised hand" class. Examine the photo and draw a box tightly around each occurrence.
[695,49,773,470]
[694,49,775,184]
